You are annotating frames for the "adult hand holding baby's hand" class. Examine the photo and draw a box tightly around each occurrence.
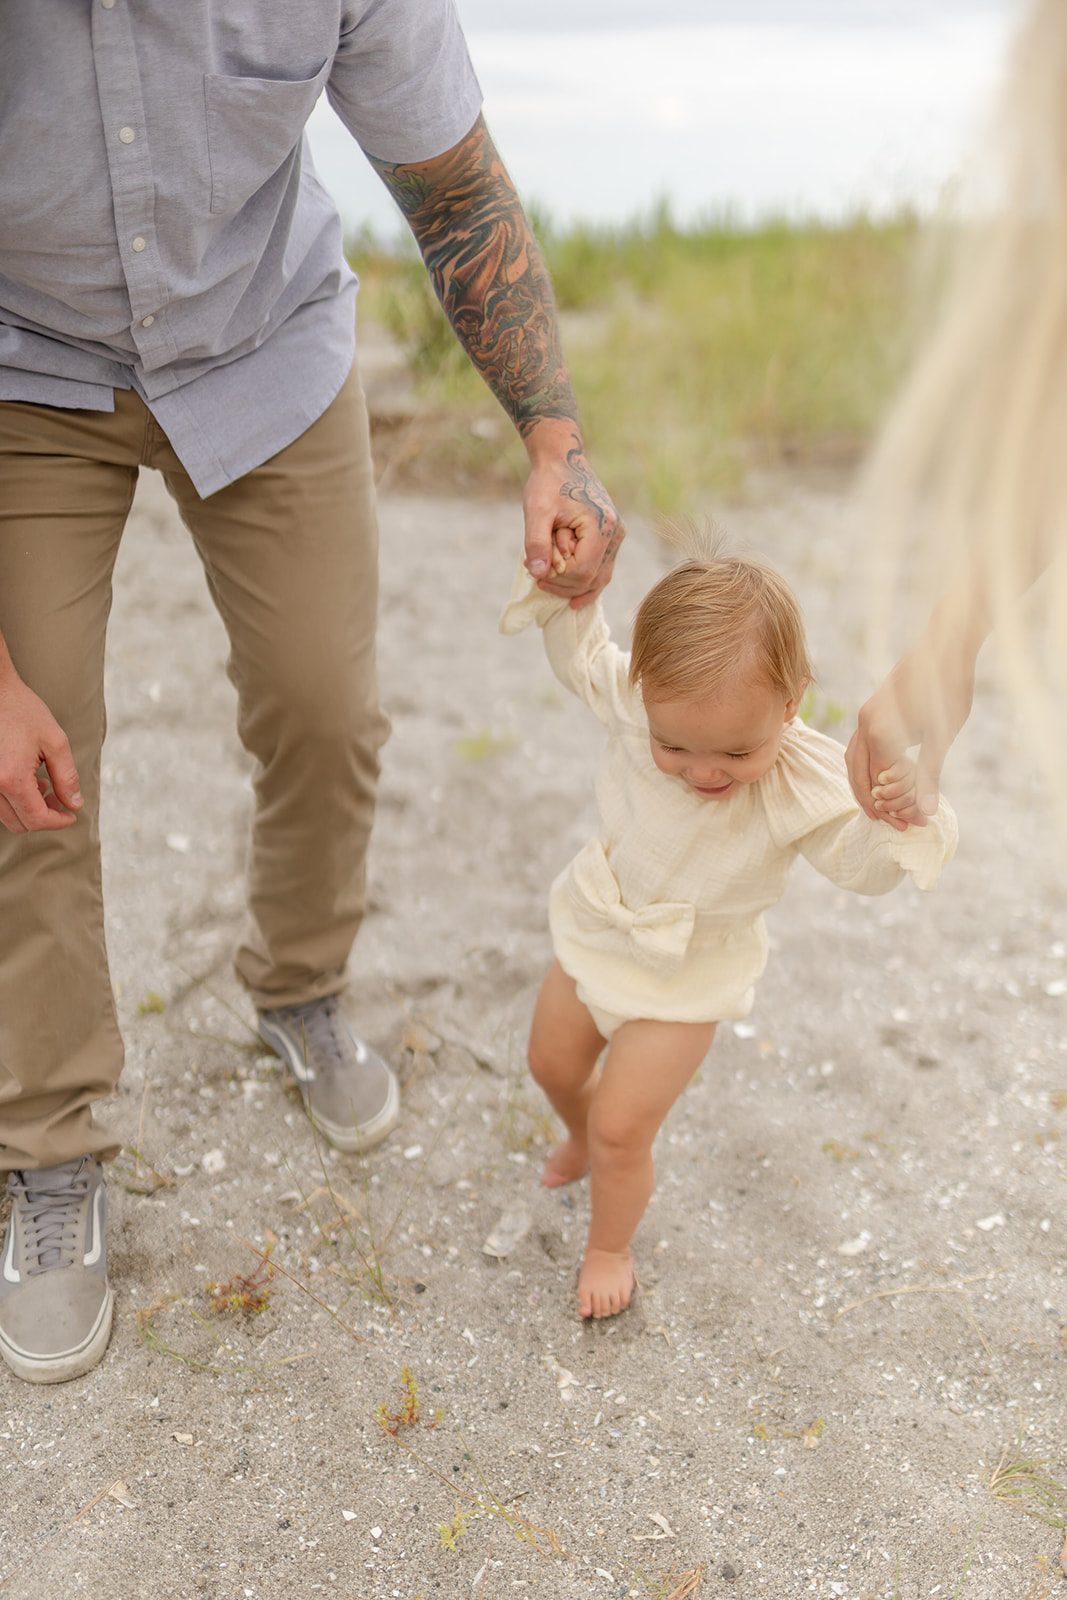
[847,671,931,833]
[522,425,625,607]
[868,754,919,829]
[846,610,979,832]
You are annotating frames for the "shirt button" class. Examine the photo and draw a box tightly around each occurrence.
[102,0,116,7]
[118,126,136,144]
[141,315,155,328]
[131,236,146,252]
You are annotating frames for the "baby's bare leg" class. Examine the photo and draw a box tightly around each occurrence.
[581,1017,715,1318]
[527,960,607,1187]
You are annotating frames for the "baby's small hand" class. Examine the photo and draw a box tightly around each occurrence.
[870,757,919,828]
[548,526,579,575]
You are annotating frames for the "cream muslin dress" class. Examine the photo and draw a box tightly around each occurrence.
[501,571,957,1036]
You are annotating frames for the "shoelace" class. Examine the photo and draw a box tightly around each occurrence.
[284,997,353,1079]
[10,1162,91,1275]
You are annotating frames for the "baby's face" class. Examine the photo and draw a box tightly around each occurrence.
[644,678,799,800]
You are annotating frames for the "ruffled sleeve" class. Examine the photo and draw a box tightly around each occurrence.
[499,562,638,730]
[797,799,958,894]
[760,720,958,894]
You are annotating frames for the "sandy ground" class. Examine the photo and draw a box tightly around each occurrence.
[3,426,1067,1600]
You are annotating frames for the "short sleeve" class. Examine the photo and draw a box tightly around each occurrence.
[329,0,482,162]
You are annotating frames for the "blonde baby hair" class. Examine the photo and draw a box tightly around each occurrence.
[629,523,812,706]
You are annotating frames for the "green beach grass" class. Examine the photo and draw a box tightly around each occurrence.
[349,208,919,509]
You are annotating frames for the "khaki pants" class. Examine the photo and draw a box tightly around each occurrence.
[0,363,388,1169]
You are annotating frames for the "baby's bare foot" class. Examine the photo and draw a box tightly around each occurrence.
[541,1136,589,1188]
[577,1247,634,1318]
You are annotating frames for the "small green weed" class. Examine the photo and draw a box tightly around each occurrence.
[114,1145,174,1196]
[137,991,166,1015]
[950,1508,988,1599]
[749,1413,824,1446]
[381,1424,565,1561]
[208,1248,276,1315]
[616,1557,707,1599]
[268,1058,468,1314]
[987,1432,1067,1526]
[436,1503,481,1552]
[275,1146,407,1312]
[497,1074,556,1154]
[454,728,516,763]
[135,1291,304,1374]
[376,1366,442,1436]
[821,1138,859,1162]
[799,686,850,731]
[655,1569,706,1600]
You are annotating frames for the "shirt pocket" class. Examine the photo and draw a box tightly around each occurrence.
[203,62,331,217]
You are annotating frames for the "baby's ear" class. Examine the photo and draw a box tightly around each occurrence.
[783,682,807,721]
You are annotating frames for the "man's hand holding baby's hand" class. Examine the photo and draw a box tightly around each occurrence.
[548,528,576,576]
[522,430,625,607]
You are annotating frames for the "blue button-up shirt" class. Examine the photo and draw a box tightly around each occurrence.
[0,0,481,496]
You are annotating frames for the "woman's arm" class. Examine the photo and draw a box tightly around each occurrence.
[846,588,991,831]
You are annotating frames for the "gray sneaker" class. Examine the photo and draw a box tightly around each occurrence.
[0,1158,114,1384]
[258,996,400,1153]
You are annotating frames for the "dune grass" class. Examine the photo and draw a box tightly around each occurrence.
[349,207,919,510]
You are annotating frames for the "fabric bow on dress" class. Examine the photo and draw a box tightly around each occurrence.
[565,840,695,977]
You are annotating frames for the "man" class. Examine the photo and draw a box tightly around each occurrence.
[0,0,623,1384]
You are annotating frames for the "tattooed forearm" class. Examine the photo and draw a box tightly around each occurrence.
[369,117,580,441]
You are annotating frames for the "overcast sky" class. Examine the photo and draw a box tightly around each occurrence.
[309,0,1022,240]
[453,0,1017,31]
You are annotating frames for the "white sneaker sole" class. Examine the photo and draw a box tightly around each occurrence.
[0,1286,114,1385]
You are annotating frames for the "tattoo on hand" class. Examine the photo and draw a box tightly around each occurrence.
[370,117,580,439]
[559,435,624,560]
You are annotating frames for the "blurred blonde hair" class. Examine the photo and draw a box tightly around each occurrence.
[629,522,812,706]
[862,0,1067,740]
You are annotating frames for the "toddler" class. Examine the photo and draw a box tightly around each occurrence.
[501,537,957,1320]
